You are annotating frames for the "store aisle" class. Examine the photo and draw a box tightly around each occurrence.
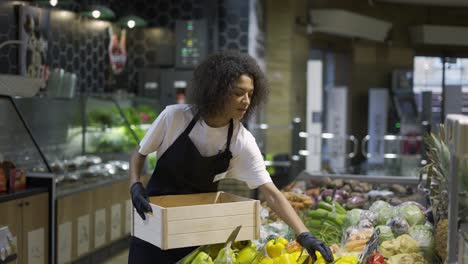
[103,249,128,264]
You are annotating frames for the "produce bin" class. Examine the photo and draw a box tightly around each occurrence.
[132,191,261,249]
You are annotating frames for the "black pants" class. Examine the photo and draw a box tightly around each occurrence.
[128,236,197,264]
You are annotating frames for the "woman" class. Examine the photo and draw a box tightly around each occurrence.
[128,51,334,263]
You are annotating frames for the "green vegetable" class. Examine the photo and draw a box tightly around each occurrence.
[370,200,396,225]
[318,201,334,212]
[409,225,436,262]
[178,248,201,264]
[308,208,329,218]
[193,251,214,264]
[325,212,346,226]
[333,201,347,214]
[397,204,426,226]
[214,245,236,264]
[345,209,363,227]
[375,225,394,244]
[306,219,323,229]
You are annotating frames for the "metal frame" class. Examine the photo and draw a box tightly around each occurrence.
[298,170,424,185]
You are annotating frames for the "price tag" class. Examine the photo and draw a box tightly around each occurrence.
[358,228,380,264]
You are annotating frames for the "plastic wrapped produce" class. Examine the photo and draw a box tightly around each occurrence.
[375,225,394,244]
[378,234,420,258]
[369,201,396,225]
[386,217,410,236]
[396,204,426,226]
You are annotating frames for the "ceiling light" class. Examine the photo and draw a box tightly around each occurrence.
[118,15,147,29]
[81,5,115,20]
[91,10,100,18]
[49,0,58,6]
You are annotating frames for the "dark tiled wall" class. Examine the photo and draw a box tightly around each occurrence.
[218,0,250,53]
[0,2,19,74]
[0,0,251,93]
[48,12,110,93]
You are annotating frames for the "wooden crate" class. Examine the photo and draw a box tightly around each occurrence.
[132,191,260,249]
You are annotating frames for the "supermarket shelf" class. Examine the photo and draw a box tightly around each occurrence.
[298,170,423,185]
[55,174,129,198]
[0,187,49,203]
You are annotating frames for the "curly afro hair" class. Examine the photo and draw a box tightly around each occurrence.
[186,50,269,120]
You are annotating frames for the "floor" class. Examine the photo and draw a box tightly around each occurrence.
[102,249,129,264]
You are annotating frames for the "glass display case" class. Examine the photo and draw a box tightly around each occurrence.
[6,93,160,263]
[11,93,161,196]
[0,96,49,173]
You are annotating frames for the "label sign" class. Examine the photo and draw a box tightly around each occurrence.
[358,229,380,264]
[28,228,44,264]
[77,214,90,256]
[58,222,72,263]
[94,209,106,248]
[125,200,132,234]
[111,203,122,240]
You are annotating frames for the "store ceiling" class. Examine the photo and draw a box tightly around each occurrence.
[376,0,468,7]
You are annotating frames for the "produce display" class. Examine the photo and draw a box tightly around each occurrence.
[177,127,459,263]
[87,104,158,153]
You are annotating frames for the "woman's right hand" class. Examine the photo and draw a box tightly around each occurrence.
[130,182,153,220]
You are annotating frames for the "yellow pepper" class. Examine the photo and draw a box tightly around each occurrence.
[289,252,301,262]
[279,253,294,264]
[335,255,358,264]
[266,239,285,258]
[259,257,274,264]
[277,237,289,246]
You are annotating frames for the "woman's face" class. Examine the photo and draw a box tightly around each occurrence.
[224,74,254,120]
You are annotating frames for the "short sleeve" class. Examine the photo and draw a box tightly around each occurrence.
[226,129,272,189]
[138,108,168,155]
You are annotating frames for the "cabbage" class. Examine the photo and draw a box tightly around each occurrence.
[386,217,410,236]
[409,225,435,261]
[409,225,434,248]
[370,201,396,225]
[358,219,374,229]
[360,210,377,226]
[397,204,426,226]
[345,209,363,227]
[375,225,394,244]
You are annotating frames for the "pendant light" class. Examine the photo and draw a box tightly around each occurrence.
[118,15,147,29]
[81,5,116,20]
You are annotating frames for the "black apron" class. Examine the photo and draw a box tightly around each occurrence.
[128,113,233,264]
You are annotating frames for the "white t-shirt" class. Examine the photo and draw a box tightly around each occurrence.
[138,104,272,189]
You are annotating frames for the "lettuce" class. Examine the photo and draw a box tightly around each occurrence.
[370,201,396,225]
[397,204,426,226]
[375,225,394,244]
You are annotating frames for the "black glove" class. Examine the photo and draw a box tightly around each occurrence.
[296,232,334,262]
[130,182,153,220]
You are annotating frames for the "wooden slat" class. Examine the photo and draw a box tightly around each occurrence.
[133,204,163,248]
[166,226,256,250]
[166,201,256,221]
[254,201,261,240]
[162,208,168,249]
[149,192,257,208]
[167,214,255,235]
[218,192,254,203]
[133,224,162,247]
[149,192,220,207]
